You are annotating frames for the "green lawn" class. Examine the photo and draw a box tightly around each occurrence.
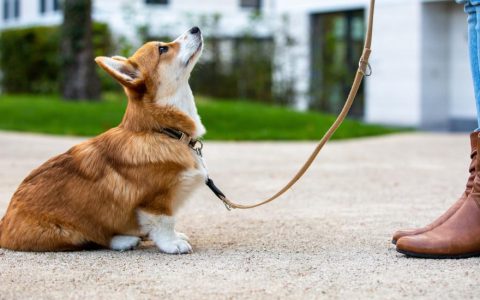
[0,94,405,140]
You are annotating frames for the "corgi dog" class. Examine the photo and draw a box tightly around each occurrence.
[0,27,207,254]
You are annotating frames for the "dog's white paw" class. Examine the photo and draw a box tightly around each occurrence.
[136,212,192,254]
[175,231,189,241]
[156,237,192,254]
[110,235,141,251]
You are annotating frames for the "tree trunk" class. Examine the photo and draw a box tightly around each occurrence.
[60,0,101,101]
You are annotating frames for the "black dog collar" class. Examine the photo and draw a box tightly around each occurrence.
[158,127,203,156]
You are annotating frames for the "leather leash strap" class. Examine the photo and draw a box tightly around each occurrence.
[213,0,376,210]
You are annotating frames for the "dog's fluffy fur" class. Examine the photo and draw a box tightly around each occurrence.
[0,28,206,253]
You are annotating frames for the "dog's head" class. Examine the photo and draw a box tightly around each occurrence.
[95,27,203,101]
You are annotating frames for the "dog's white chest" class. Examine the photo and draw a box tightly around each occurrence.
[173,153,207,211]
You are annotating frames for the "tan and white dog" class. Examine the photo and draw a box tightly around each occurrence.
[0,27,207,254]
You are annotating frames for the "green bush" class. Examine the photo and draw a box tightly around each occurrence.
[0,23,113,94]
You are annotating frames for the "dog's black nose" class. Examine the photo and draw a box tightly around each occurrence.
[190,26,200,34]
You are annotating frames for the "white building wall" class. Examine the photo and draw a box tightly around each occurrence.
[1,0,275,40]
[419,0,475,130]
[0,0,62,28]
[420,1,450,130]
[93,0,275,45]
[365,0,422,127]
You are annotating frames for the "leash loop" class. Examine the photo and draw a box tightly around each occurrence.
[359,60,372,77]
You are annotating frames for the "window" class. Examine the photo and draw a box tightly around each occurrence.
[40,0,60,15]
[39,0,46,13]
[310,10,365,117]
[145,0,168,4]
[3,0,20,20]
[240,0,261,9]
[3,0,9,20]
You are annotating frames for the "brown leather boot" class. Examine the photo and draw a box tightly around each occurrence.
[396,132,480,258]
[391,132,478,244]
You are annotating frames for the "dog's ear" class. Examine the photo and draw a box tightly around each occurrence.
[95,56,143,89]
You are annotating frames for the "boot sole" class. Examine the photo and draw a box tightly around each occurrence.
[396,248,480,259]
[391,239,397,245]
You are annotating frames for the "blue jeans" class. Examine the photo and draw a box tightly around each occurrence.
[464,0,480,130]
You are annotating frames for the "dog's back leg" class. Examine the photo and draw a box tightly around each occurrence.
[0,212,102,252]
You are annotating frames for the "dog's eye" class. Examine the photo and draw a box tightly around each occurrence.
[159,46,169,55]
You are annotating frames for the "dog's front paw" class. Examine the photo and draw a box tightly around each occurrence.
[156,237,192,254]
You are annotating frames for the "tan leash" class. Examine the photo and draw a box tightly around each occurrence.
[203,0,376,210]
[166,0,376,210]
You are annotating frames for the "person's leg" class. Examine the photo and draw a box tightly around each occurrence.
[394,1,480,258]
[468,2,480,130]
[392,1,480,254]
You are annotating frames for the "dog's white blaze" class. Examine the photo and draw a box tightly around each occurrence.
[137,212,192,254]
[154,28,206,138]
[110,235,141,251]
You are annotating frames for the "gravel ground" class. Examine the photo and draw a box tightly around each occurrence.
[0,131,479,299]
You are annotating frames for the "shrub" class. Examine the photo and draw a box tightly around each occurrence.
[0,23,113,94]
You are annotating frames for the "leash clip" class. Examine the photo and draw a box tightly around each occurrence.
[206,177,232,211]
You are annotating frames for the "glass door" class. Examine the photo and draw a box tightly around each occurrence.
[310,10,365,117]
